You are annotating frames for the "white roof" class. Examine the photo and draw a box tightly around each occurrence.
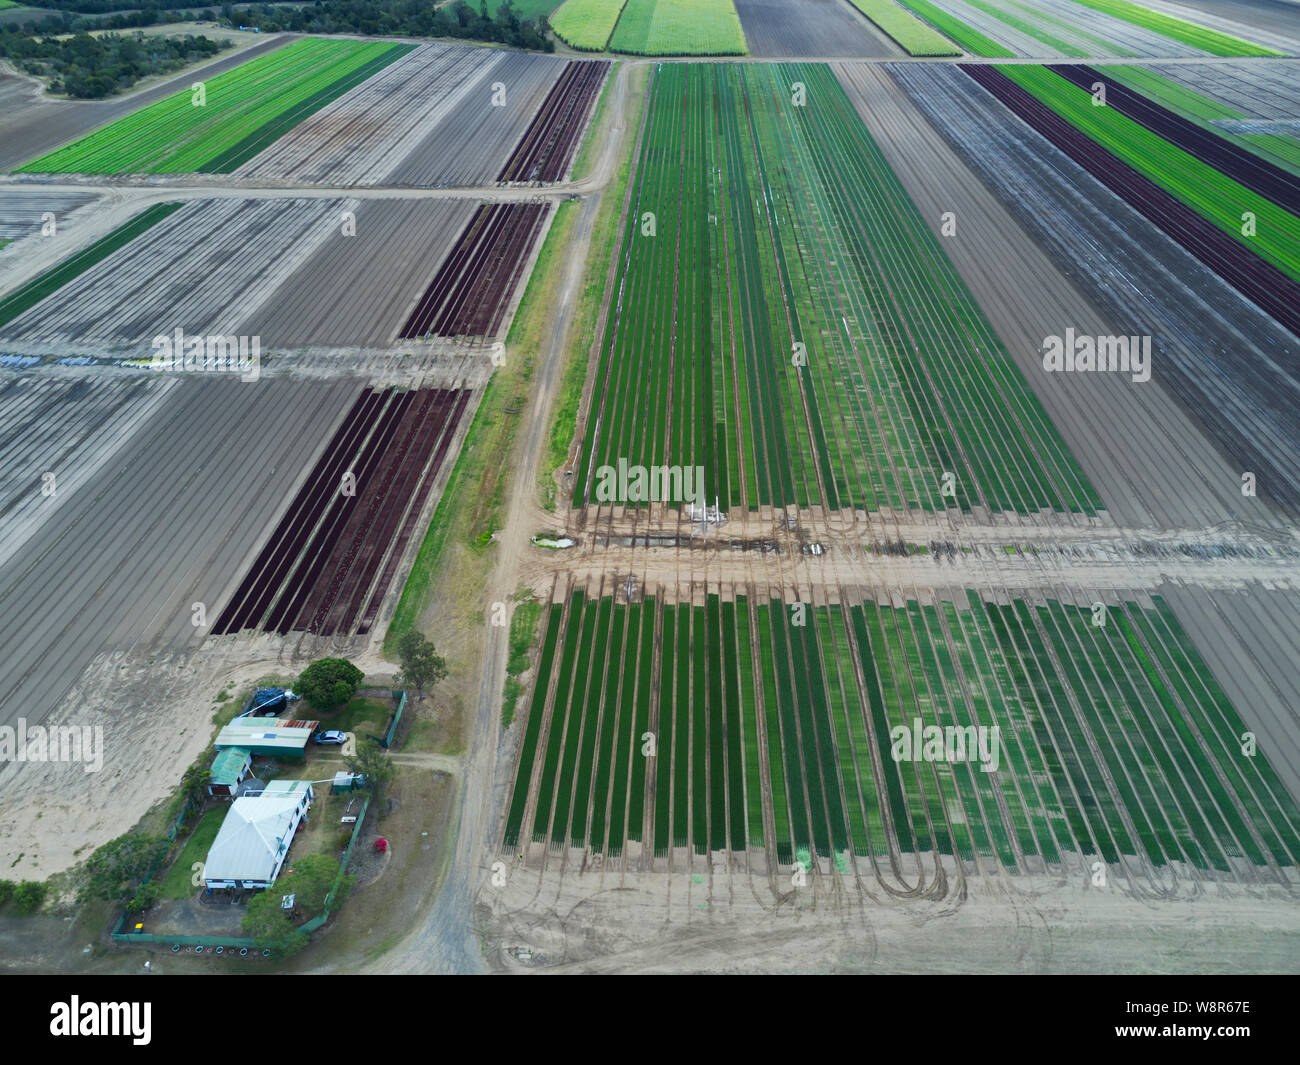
[204,794,305,883]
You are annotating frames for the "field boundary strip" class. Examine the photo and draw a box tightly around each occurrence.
[0,203,182,327]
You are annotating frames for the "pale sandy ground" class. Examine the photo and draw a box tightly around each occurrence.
[481,863,1300,973]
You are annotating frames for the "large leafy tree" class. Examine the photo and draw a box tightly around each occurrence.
[296,658,364,713]
[346,739,395,799]
[394,630,447,702]
[276,854,342,915]
[241,891,307,955]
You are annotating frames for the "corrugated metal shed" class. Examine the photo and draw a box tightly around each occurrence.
[210,747,252,788]
[214,721,316,758]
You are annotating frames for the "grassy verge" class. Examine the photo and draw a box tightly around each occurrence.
[157,808,224,900]
[0,202,181,327]
[538,65,642,510]
[384,201,580,654]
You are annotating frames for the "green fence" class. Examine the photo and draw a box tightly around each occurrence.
[375,689,406,748]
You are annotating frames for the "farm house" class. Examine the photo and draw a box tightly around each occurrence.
[202,781,314,890]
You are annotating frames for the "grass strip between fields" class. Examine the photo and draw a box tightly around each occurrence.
[0,202,182,327]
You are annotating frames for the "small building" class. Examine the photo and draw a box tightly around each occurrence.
[331,771,359,794]
[214,719,318,760]
[208,747,252,797]
[202,782,314,890]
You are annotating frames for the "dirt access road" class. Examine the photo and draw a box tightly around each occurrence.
[334,58,645,975]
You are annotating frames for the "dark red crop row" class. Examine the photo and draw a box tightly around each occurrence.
[1054,65,1300,216]
[212,386,470,637]
[965,65,1300,340]
[497,60,609,183]
[400,201,549,339]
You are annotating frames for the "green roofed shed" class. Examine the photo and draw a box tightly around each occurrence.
[209,747,252,796]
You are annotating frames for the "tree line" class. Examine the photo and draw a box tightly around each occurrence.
[0,27,228,98]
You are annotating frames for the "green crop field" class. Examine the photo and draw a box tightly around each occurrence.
[964,0,1087,56]
[482,0,561,15]
[609,0,747,56]
[573,63,1100,515]
[847,0,961,56]
[1069,0,1280,57]
[550,0,628,50]
[1003,65,1300,283]
[17,38,414,175]
[893,0,1014,56]
[503,586,1300,876]
[1100,65,1300,177]
[0,202,181,327]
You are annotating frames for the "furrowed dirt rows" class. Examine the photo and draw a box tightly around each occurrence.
[869,62,1300,523]
[237,45,576,186]
[0,197,544,354]
[212,384,472,644]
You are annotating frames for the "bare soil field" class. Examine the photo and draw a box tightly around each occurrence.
[237,45,564,186]
[479,864,1300,973]
[1142,0,1300,50]
[0,196,498,353]
[0,371,357,727]
[733,0,903,58]
[0,188,99,243]
[236,199,477,348]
